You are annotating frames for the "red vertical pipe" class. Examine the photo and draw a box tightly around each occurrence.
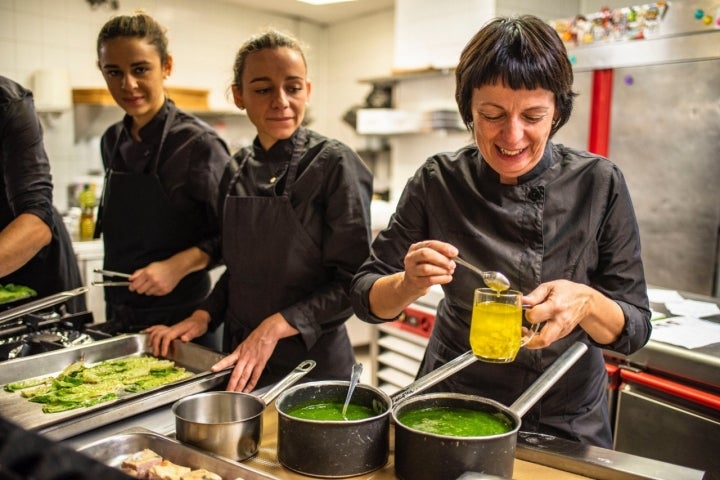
[588,68,613,157]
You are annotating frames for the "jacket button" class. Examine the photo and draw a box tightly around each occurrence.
[528,187,543,202]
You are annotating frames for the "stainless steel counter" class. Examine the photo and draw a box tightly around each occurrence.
[62,396,708,480]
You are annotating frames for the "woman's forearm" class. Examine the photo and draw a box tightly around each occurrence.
[368,272,425,320]
[0,213,52,278]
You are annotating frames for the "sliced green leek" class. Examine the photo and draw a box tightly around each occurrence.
[4,356,192,413]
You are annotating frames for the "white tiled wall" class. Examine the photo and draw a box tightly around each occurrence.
[0,0,394,210]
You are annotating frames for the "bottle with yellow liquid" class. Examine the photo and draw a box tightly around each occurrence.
[78,184,96,241]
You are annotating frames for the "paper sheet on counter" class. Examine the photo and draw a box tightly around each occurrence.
[647,288,685,304]
[665,299,720,318]
[651,316,720,349]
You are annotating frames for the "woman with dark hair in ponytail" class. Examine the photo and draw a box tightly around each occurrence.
[94,11,231,335]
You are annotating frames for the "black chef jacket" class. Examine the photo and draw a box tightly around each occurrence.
[0,76,84,312]
[97,101,230,330]
[99,101,229,262]
[351,141,651,448]
[203,128,373,380]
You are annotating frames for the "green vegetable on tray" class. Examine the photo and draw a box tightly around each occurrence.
[0,283,37,304]
[3,356,192,413]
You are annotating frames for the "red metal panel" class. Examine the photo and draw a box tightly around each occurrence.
[620,368,720,411]
[588,69,613,157]
[392,305,436,338]
[605,362,621,390]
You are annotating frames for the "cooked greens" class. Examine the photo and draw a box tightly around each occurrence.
[0,283,37,304]
[3,356,192,413]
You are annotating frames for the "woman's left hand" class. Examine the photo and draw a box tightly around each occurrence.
[521,279,624,348]
[211,313,298,392]
[128,260,181,296]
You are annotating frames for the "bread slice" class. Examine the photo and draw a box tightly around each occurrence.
[121,448,163,479]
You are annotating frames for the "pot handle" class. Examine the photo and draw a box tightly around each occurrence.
[259,359,316,405]
[509,341,588,417]
[391,350,478,405]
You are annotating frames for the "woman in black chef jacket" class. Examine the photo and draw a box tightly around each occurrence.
[147,29,373,391]
[0,75,85,312]
[350,15,652,448]
[94,11,231,333]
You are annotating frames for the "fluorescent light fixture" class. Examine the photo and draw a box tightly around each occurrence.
[297,0,356,5]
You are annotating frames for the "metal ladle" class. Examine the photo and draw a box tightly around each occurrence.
[341,363,363,420]
[453,256,511,292]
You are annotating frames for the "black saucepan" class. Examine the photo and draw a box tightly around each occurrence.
[392,342,588,480]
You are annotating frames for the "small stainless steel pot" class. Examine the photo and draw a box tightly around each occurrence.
[172,359,315,461]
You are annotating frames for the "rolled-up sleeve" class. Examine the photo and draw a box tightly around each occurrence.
[0,89,53,228]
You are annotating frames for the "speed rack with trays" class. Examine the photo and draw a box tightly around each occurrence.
[370,303,435,395]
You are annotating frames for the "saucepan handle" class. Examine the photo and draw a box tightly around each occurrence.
[509,341,588,417]
[391,350,478,405]
[259,359,316,405]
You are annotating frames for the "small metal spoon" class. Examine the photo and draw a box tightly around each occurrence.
[453,256,511,292]
[342,363,363,420]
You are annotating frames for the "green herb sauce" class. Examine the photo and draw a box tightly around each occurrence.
[398,406,512,437]
[286,400,376,421]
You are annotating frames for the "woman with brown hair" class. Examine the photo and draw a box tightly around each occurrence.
[94,11,231,334]
[148,29,373,392]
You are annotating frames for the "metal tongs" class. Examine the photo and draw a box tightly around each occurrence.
[0,287,89,327]
[92,269,131,287]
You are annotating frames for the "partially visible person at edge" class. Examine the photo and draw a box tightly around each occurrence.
[147,29,373,392]
[94,11,231,336]
[350,15,651,448]
[0,75,85,313]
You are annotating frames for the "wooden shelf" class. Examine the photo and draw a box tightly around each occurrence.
[72,86,210,111]
[359,66,455,85]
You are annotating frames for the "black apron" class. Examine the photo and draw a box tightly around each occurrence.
[222,129,354,387]
[99,108,210,333]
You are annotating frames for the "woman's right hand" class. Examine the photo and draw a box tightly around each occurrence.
[402,240,458,293]
[369,240,458,320]
[146,310,211,358]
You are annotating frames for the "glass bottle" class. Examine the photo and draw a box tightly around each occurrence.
[78,184,96,241]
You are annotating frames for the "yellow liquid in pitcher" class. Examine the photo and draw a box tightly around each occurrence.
[470,301,522,362]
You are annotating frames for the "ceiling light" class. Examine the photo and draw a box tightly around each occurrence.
[297,0,356,5]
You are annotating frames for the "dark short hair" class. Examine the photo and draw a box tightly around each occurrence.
[455,15,576,137]
[232,29,307,91]
[96,10,170,65]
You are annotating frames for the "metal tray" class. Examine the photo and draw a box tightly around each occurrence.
[0,333,229,440]
[78,426,279,480]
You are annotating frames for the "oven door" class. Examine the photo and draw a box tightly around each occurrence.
[614,369,720,474]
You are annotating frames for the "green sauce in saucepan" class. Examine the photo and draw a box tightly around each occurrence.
[286,400,377,421]
[397,406,513,437]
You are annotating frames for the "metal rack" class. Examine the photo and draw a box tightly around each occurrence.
[370,303,436,395]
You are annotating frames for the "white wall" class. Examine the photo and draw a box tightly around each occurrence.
[0,0,329,211]
[0,0,597,210]
[325,9,395,150]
